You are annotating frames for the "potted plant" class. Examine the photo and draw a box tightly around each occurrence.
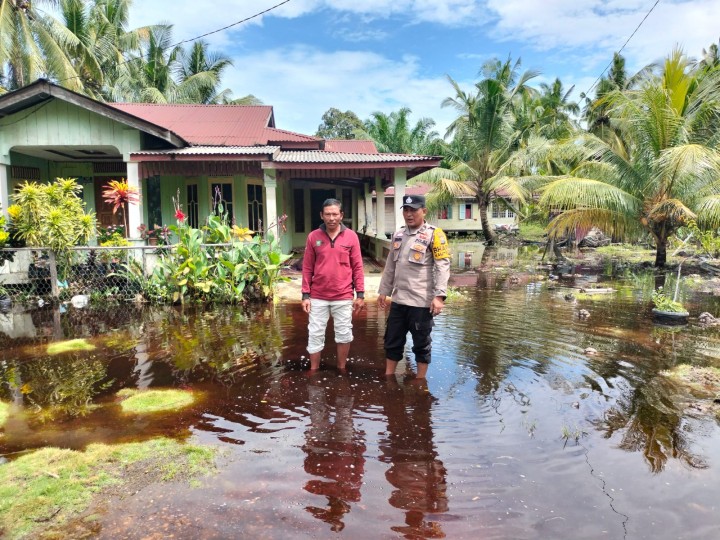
[138,224,158,245]
[153,224,171,245]
[651,286,689,323]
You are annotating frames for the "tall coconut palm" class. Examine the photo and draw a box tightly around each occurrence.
[0,0,79,92]
[416,56,539,244]
[537,48,720,267]
[54,0,152,101]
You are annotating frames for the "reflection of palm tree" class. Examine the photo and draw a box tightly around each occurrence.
[302,375,366,533]
[380,377,448,537]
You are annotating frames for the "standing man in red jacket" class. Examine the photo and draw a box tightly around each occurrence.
[302,198,365,371]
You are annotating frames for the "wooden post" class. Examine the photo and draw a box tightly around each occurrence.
[48,250,59,299]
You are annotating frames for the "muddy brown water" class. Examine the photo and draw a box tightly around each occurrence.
[2,270,720,539]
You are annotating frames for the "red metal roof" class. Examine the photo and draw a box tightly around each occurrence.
[324,139,378,153]
[109,103,318,147]
[385,183,431,195]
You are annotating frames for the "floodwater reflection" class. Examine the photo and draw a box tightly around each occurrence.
[2,272,720,538]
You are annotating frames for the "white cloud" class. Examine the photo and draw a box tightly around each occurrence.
[223,46,463,136]
[485,0,720,67]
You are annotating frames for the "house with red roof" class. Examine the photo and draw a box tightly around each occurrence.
[372,183,518,237]
[0,79,441,257]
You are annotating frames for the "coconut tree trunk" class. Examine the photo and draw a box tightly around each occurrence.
[478,193,497,245]
[652,225,668,268]
[655,237,668,267]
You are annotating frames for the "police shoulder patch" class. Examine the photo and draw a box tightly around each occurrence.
[431,228,450,260]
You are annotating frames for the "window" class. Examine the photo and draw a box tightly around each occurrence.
[438,205,452,220]
[147,176,162,229]
[293,189,305,233]
[492,200,515,218]
[186,183,199,228]
[210,180,234,223]
[247,183,264,232]
[464,203,472,219]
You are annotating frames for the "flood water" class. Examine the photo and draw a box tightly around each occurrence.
[2,269,720,539]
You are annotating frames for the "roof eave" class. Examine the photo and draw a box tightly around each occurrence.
[0,79,188,148]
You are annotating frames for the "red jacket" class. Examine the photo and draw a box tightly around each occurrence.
[302,224,365,301]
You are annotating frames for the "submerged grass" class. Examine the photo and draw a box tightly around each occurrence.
[662,365,720,397]
[46,339,96,355]
[0,438,216,540]
[117,388,196,413]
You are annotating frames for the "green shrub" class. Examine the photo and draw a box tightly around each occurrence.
[651,286,686,313]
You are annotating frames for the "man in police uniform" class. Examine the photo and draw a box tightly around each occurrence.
[377,194,451,378]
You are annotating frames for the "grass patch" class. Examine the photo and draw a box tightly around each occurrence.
[661,365,720,397]
[0,438,216,539]
[0,401,8,428]
[519,222,546,243]
[47,339,96,356]
[117,388,196,414]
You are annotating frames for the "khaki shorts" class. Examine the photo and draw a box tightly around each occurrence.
[307,299,354,354]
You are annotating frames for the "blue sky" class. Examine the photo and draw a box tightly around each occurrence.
[124,0,719,137]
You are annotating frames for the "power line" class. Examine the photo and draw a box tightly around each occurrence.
[582,0,661,98]
[173,0,292,46]
[53,0,292,86]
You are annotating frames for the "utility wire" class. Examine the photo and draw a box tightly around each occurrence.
[53,0,292,86]
[582,0,661,98]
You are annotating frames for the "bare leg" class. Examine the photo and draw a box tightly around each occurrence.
[309,352,321,370]
[385,358,398,376]
[336,342,351,370]
[415,362,429,379]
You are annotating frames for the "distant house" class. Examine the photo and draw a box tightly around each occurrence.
[372,183,517,236]
[0,79,441,260]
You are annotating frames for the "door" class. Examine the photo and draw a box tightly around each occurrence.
[310,189,337,231]
[94,177,125,233]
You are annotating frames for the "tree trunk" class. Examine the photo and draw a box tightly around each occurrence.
[478,193,497,245]
[652,225,668,268]
[655,237,667,267]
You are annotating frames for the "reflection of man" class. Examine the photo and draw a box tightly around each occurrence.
[378,194,451,378]
[380,377,448,537]
[302,198,365,371]
[302,376,366,532]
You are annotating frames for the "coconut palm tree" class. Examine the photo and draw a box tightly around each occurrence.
[0,0,79,92]
[53,0,152,101]
[415,56,540,244]
[537,48,720,267]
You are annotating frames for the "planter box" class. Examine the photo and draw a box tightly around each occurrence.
[652,308,689,324]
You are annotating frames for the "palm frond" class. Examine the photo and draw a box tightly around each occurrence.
[547,208,639,240]
[540,177,639,215]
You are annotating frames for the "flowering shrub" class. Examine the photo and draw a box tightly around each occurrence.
[98,224,125,243]
[123,192,291,304]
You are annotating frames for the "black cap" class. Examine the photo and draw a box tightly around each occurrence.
[400,194,426,209]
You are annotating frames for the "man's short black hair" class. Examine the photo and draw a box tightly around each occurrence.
[322,198,343,211]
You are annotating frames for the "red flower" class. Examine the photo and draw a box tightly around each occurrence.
[175,209,186,222]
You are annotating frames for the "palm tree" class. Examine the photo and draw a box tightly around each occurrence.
[416,56,540,244]
[0,0,79,92]
[357,107,442,155]
[536,78,579,139]
[537,48,720,267]
[176,40,260,105]
[57,0,153,101]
